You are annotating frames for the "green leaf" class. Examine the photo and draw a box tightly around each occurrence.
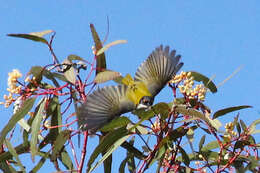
[101,117,131,132]
[121,142,146,160]
[28,66,43,81]
[249,118,260,134]
[213,105,252,119]
[201,141,220,152]
[38,133,54,150]
[51,130,71,161]
[169,127,189,142]
[126,150,136,173]
[39,97,62,150]
[0,97,36,146]
[172,97,186,105]
[148,143,166,168]
[234,140,250,150]
[132,108,154,119]
[125,137,136,173]
[156,147,166,173]
[250,129,260,134]
[247,135,256,145]
[240,120,247,132]
[199,135,206,151]
[135,125,148,135]
[233,116,241,135]
[156,144,167,161]
[49,97,62,134]
[63,59,77,84]
[88,131,131,172]
[30,98,46,162]
[58,150,74,170]
[28,66,60,88]
[102,149,112,173]
[4,139,25,172]
[243,156,260,171]
[7,30,53,44]
[18,118,31,132]
[42,71,60,88]
[29,30,54,37]
[87,127,128,172]
[131,109,155,131]
[172,97,201,108]
[94,70,122,84]
[200,151,219,162]
[0,144,30,161]
[96,40,127,56]
[0,161,17,173]
[119,158,127,173]
[30,152,49,173]
[233,160,245,172]
[174,104,222,130]
[64,67,76,84]
[52,72,68,82]
[190,71,217,93]
[90,23,106,75]
[152,102,170,119]
[179,147,190,166]
[236,122,242,136]
[67,54,85,61]
[46,96,57,117]
[23,129,30,148]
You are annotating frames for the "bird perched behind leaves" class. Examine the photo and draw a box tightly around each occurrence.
[77,45,183,133]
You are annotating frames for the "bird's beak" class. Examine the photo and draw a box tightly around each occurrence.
[136,103,149,109]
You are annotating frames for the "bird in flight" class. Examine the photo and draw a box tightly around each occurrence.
[77,45,183,133]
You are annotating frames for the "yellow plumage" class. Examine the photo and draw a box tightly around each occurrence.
[122,74,151,105]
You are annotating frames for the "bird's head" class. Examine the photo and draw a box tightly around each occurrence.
[136,96,154,109]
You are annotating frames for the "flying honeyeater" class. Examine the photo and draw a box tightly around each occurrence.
[77,45,183,132]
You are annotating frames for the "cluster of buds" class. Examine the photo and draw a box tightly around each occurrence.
[162,147,175,167]
[7,69,22,94]
[170,71,207,101]
[0,69,23,108]
[171,71,192,83]
[223,122,237,141]
[151,119,161,133]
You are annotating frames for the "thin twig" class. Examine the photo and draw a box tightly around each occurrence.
[69,138,79,168]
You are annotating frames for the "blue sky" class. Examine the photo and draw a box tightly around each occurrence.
[1,1,260,172]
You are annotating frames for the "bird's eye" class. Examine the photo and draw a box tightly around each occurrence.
[139,96,154,107]
[143,99,151,106]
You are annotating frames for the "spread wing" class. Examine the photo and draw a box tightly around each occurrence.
[77,85,135,132]
[134,45,183,97]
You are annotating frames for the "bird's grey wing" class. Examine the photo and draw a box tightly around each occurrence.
[134,45,183,97]
[77,85,135,132]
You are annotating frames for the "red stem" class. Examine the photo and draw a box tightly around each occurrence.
[78,131,88,173]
